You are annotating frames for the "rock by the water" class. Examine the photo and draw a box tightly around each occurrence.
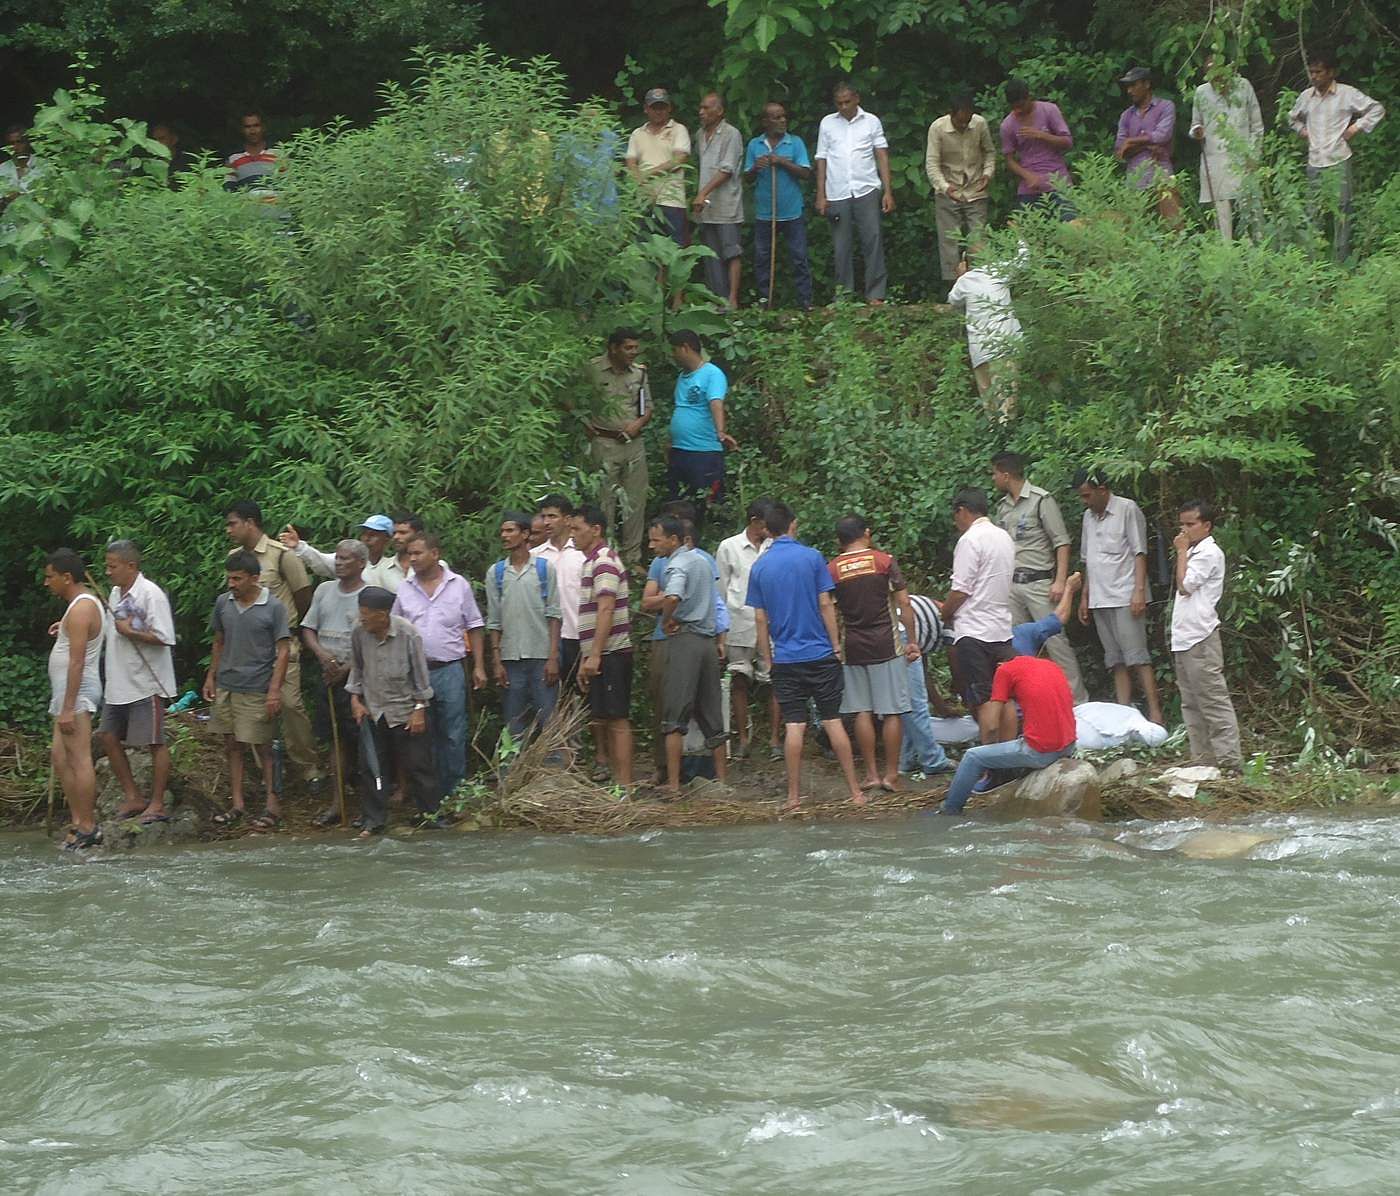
[974,758,1102,821]
[1173,829,1279,860]
[1099,758,1142,785]
[97,808,201,851]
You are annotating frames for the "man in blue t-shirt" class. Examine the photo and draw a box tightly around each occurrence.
[745,501,863,811]
[744,100,814,309]
[666,330,738,533]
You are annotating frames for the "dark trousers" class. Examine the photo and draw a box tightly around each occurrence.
[754,217,813,308]
[358,716,438,829]
[826,190,887,300]
[667,449,726,531]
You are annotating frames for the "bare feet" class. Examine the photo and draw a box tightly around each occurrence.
[780,795,805,813]
[879,775,902,793]
[851,791,869,807]
[860,778,882,792]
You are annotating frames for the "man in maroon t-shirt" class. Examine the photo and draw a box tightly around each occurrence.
[828,516,920,794]
[940,654,1076,813]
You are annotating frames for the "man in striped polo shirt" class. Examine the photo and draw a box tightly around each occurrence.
[573,503,634,786]
[226,111,278,193]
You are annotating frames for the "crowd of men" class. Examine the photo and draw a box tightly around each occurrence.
[44,432,1243,849]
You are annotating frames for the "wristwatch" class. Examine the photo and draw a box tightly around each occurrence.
[412,702,428,711]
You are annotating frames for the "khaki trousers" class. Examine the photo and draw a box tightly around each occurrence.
[1173,629,1242,769]
[591,435,649,564]
[934,192,988,280]
[1009,578,1086,703]
[280,641,323,780]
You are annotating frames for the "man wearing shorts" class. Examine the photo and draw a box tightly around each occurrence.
[716,498,776,758]
[574,504,635,786]
[745,502,863,811]
[940,488,1015,744]
[1074,470,1163,725]
[203,549,291,829]
[828,515,919,793]
[100,540,178,823]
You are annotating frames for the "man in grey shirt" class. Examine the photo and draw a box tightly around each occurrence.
[345,587,445,836]
[651,515,728,794]
[485,510,562,745]
[991,451,1085,702]
[1074,469,1164,725]
[692,92,744,308]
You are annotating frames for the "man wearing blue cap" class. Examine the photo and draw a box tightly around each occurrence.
[280,514,409,593]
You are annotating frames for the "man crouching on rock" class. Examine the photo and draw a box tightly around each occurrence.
[940,654,1076,815]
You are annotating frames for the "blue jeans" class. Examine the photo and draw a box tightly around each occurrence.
[427,661,469,801]
[754,217,813,308]
[1011,613,1063,657]
[502,658,557,742]
[941,738,1075,813]
[900,659,949,773]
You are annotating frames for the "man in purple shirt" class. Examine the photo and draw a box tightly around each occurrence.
[391,532,486,802]
[1000,79,1076,220]
[1115,66,1181,224]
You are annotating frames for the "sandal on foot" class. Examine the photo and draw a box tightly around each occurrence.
[139,812,171,825]
[250,812,283,830]
[212,808,245,827]
[112,805,147,820]
[311,807,342,828]
[62,826,104,852]
[356,825,385,840]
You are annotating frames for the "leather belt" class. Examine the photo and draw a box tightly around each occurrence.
[1012,569,1054,585]
[425,657,465,671]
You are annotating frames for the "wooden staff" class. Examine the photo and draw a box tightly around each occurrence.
[768,152,779,305]
[326,679,348,827]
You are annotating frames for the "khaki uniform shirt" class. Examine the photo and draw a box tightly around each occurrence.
[586,354,648,433]
[924,114,996,200]
[252,533,311,628]
[995,482,1070,575]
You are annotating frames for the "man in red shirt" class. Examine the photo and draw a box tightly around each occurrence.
[939,654,1076,814]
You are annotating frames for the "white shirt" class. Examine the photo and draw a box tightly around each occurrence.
[1189,78,1263,201]
[531,538,586,640]
[0,156,42,194]
[294,540,406,593]
[1082,494,1150,609]
[815,108,888,201]
[949,516,1014,643]
[1289,82,1385,168]
[947,245,1027,367]
[715,531,769,647]
[104,574,178,704]
[1171,535,1225,652]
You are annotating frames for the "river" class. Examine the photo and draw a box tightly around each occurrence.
[5,812,1400,1193]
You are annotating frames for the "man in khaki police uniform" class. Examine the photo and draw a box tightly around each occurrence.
[991,452,1086,702]
[223,499,326,790]
[584,328,652,565]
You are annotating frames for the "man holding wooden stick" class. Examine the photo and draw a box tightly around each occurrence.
[744,100,813,310]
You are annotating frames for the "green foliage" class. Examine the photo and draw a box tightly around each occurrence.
[0,52,671,671]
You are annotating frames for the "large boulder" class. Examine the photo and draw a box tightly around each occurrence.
[975,758,1102,821]
[1172,829,1280,859]
[96,807,202,851]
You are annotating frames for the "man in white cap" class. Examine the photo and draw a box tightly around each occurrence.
[626,88,691,246]
[280,514,407,592]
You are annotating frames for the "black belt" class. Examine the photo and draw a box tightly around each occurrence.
[1012,569,1054,585]
[425,658,464,671]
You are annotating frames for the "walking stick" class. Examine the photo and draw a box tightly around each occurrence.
[45,765,54,835]
[768,155,779,306]
[326,679,348,827]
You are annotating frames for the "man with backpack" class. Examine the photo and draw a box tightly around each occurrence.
[485,511,562,746]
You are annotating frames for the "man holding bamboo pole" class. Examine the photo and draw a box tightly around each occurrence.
[743,100,812,309]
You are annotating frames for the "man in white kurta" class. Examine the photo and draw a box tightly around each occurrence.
[1189,60,1263,240]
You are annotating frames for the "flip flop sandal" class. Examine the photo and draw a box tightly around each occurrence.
[250,812,284,830]
[212,808,245,827]
[139,813,172,825]
[311,808,342,828]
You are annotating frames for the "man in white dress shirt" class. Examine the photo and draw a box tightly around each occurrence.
[1171,499,1243,771]
[815,82,895,303]
[940,487,1015,742]
[1288,48,1385,261]
[715,498,776,758]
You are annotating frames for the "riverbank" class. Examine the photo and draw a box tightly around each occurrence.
[4,713,1397,849]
